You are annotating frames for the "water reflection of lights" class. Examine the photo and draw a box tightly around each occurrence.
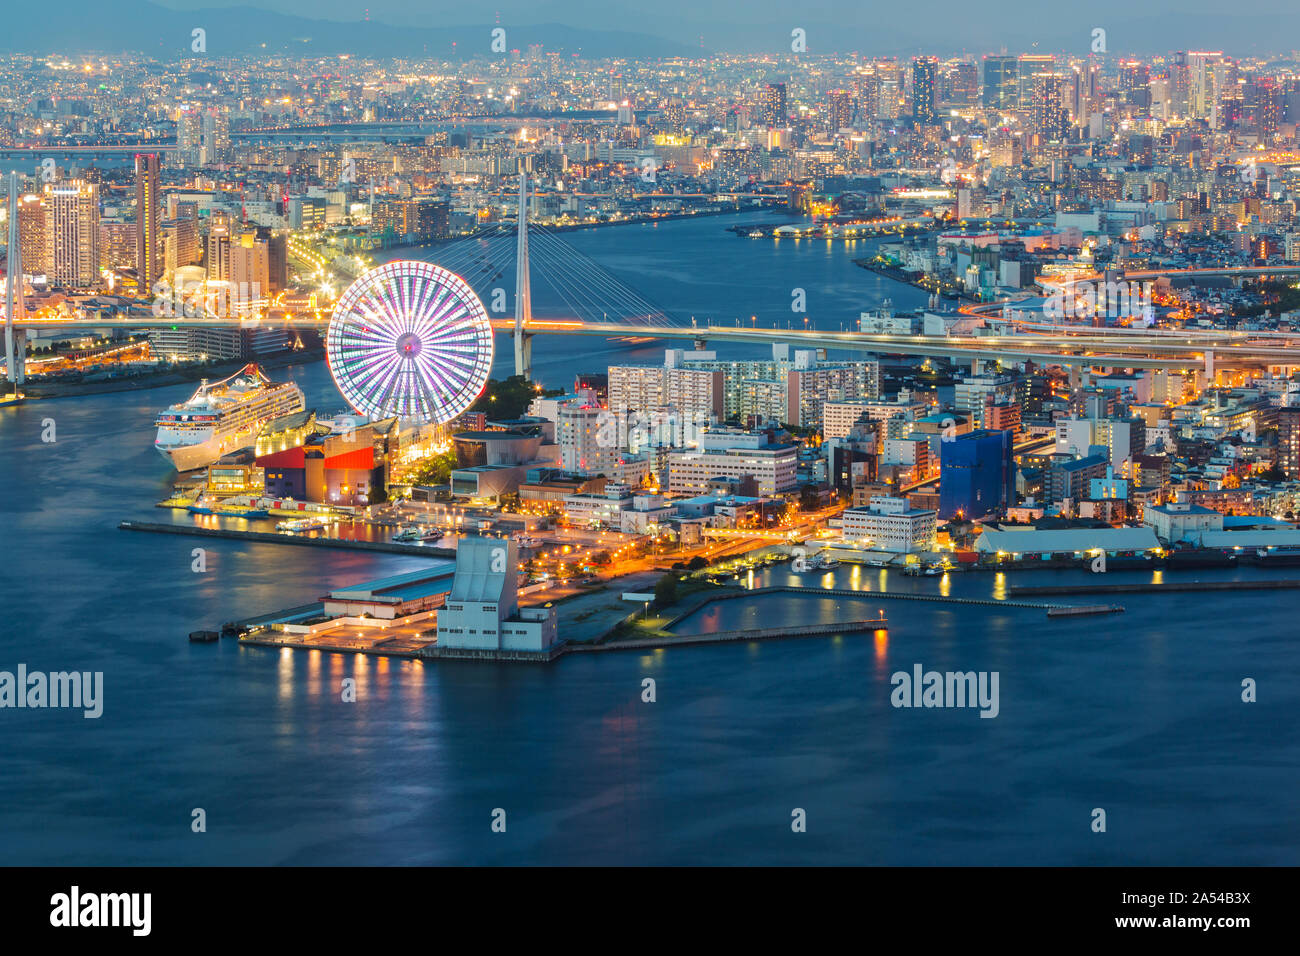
[278,646,294,700]
[308,649,321,698]
[993,572,1007,601]
[939,572,951,597]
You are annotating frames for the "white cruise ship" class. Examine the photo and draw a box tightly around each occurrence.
[154,364,306,472]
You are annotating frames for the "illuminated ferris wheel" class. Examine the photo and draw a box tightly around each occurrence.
[326,260,494,423]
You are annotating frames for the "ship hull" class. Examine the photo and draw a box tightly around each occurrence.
[157,435,227,472]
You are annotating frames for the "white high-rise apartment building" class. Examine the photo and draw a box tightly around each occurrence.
[45,180,100,288]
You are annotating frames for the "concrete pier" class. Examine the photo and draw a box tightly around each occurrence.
[119,520,454,557]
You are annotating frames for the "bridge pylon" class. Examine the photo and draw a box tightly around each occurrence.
[4,171,26,391]
[513,170,533,380]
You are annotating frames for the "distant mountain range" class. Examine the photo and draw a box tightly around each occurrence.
[2,1,704,58]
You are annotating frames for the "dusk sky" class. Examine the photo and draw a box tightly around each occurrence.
[149,0,1297,54]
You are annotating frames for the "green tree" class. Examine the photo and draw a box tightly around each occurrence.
[653,572,679,607]
[470,375,565,420]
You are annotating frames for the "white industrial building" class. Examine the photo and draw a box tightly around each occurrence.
[973,526,1161,555]
[436,537,557,652]
[1142,500,1224,545]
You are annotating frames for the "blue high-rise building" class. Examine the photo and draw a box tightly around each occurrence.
[939,429,1015,520]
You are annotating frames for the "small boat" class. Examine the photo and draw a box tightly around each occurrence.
[392,527,425,542]
[188,630,219,643]
[924,566,942,576]
[277,516,330,532]
[748,229,764,238]
[214,507,270,519]
[187,505,214,515]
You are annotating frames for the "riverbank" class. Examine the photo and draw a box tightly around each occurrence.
[383,202,785,255]
[854,256,970,301]
[730,222,937,241]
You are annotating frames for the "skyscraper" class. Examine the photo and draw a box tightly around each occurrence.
[135,153,161,292]
[828,89,855,131]
[981,55,1018,110]
[912,57,938,124]
[17,193,47,275]
[1031,72,1069,140]
[45,180,100,289]
[763,82,787,127]
[948,60,979,106]
[1017,54,1055,107]
[1187,51,1227,127]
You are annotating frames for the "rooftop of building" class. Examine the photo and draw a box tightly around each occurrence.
[454,430,540,441]
[327,565,456,603]
[1144,502,1222,516]
[974,526,1161,553]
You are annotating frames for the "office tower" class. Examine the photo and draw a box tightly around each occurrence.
[763,82,787,127]
[1187,51,1226,126]
[948,60,978,106]
[912,56,938,124]
[828,90,855,131]
[874,60,902,119]
[938,429,1015,520]
[982,55,1018,110]
[1250,76,1282,137]
[44,180,100,289]
[1031,72,1069,140]
[1119,60,1150,95]
[1017,54,1054,107]
[1070,62,1101,122]
[135,153,161,291]
[16,193,47,274]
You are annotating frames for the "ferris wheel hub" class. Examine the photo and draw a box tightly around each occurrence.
[395,332,422,358]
